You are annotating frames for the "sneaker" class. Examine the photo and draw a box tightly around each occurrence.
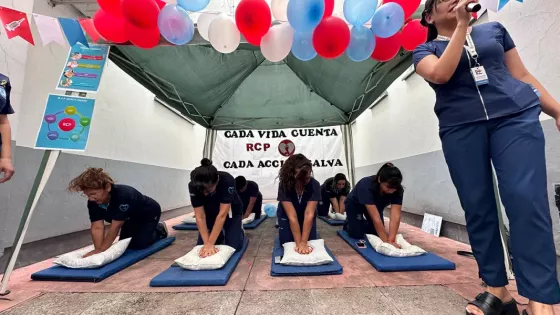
[157,222,168,238]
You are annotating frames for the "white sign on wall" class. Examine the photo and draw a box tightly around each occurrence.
[212,127,347,199]
[421,213,443,237]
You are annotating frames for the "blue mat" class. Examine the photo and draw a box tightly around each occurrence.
[31,237,176,282]
[173,215,269,231]
[149,237,249,287]
[337,230,456,272]
[243,215,268,230]
[270,237,343,277]
[318,216,345,226]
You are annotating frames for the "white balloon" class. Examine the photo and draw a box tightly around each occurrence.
[261,23,294,62]
[271,0,288,22]
[208,14,240,54]
[197,12,216,41]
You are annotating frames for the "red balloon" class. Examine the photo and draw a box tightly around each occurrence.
[313,16,350,59]
[97,0,122,17]
[125,22,160,49]
[401,19,427,51]
[371,33,401,62]
[245,34,262,46]
[121,0,160,29]
[323,0,334,18]
[235,0,272,38]
[93,9,128,43]
[383,0,421,20]
[155,0,166,9]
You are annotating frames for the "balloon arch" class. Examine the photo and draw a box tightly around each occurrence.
[94,0,428,63]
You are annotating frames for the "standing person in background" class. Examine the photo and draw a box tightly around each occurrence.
[276,154,321,253]
[0,74,14,183]
[317,173,351,217]
[235,176,263,220]
[414,0,560,313]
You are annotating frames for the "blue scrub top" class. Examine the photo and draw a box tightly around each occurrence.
[88,184,159,223]
[413,22,540,127]
[0,73,14,150]
[188,171,244,220]
[277,177,321,219]
[238,180,262,211]
[345,176,403,216]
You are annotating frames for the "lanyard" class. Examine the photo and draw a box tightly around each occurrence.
[436,31,480,66]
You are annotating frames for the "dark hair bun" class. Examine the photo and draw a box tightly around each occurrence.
[200,158,213,167]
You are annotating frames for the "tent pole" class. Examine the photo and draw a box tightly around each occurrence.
[203,128,211,159]
[491,165,515,280]
[342,125,356,186]
[348,125,356,186]
[0,150,61,295]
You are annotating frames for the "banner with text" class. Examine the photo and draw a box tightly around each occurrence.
[212,127,347,200]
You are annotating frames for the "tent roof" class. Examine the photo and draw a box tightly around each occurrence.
[108,8,422,130]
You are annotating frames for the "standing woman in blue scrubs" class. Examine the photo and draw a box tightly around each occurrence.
[414,0,560,314]
[188,159,245,257]
[277,154,321,254]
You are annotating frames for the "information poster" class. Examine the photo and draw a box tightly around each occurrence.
[421,213,443,237]
[35,94,95,151]
[212,127,347,199]
[56,43,109,93]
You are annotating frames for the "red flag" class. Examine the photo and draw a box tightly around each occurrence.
[79,18,104,43]
[0,6,34,45]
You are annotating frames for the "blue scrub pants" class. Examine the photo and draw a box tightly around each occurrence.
[343,201,383,239]
[440,106,560,304]
[277,202,318,245]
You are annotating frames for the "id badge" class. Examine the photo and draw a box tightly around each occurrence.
[471,66,489,86]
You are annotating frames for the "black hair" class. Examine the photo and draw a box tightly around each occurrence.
[278,153,312,192]
[334,173,346,182]
[190,158,219,191]
[235,176,247,190]
[421,0,439,42]
[374,162,403,194]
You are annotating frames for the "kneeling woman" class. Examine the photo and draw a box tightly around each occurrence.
[68,168,168,257]
[189,158,245,257]
[343,163,404,247]
[277,154,321,254]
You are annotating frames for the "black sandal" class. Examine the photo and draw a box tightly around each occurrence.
[466,292,519,315]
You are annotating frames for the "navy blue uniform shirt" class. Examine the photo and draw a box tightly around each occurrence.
[88,184,159,223]
[188,171,243,219]
[0,74,14,150]
[238,180,262,211]
[321,177,351,199]
[413,22,540,127]
[277,177,321,219]
[345,176,403,214]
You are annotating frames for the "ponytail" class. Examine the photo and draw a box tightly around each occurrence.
[191,158,219,190]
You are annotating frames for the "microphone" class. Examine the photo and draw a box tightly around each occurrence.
[466,2,482,12]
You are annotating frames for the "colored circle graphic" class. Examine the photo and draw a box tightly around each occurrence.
[44,114,57,124]
[79,117,91,127]
[65,106,77,115]
[70,134,81,142]
[47,131,59,140]
[59,118,76,132]
[278,139,296,157]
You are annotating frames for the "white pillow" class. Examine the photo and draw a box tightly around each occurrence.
[182,216,196,224]
[242,213,256,224]
[54,238,131,269]
[334,213,346,221]
[280,239,334,266]
[175,245,236,270]
[366,234,426,257]
[328,211,337,219]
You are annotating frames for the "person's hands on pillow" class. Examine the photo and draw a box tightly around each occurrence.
[388,241,401,249]
[199,244,219,258]
[83,249,102,258]
[295,242,314,255]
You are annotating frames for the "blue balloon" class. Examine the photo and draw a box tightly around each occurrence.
[177,0,209,12]
[371,2,405,38]
[291,31,317,61]
[264,204,278,217]
[287,0,325,32]
[346,26,375,62]
[343,0,378,26]
[158,5,195,45]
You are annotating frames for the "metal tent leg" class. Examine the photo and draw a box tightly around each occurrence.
[0,150,61,295]
[202,129,217,160]
[342,124,356,186]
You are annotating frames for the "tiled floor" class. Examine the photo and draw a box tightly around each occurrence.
[0,215,549,314]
